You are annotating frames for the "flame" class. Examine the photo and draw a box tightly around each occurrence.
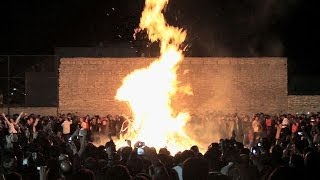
[115,0,198,154]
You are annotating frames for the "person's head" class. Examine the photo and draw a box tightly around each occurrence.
[205,144,221,158]
[126,157,144,176]
[289,154,303,168]
[58,154,69,162]
[145,147,157,157]
[149,160,169,180]
[46,158,61,180]
[239,154,250,166]
[27,117,34,125]
[183,157,209,180]
[105,140,116,155]
[64,117,69,122]
[41,117,49,125]
[179,150,195,164]
[159,148,170,156]
[268,166,293,180]
[4,172,22,180]
[270,145,283,163]
[234,142,244,152]
[204,145,222,171]
[190,145,199,154]
[84,157,98,171]
[97,159,107,170]
[2,151,17,172]
[107,114,113,120]
[157,153,173,170]
[133,173,151,180]
[120,146,133,161]
[310,117,316,126]
[106,165,131,180]
[260,137,271,152]
[304,151,320,171]
[9,118,14,123]
[72,168,95,180]
[60,160,72,174]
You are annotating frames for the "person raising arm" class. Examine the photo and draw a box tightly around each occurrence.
[2,113,17,134]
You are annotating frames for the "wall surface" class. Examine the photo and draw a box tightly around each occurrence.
[288,95,320,113]
[1,107,58,116]
[59,57,287,116]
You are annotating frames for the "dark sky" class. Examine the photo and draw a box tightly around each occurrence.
[0,0,319,94]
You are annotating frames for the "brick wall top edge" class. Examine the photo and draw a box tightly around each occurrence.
[185,57,286,64]
[288,95,320,98]
[60,57,154,61]
[60,57,287,65]
[60,57,287,60]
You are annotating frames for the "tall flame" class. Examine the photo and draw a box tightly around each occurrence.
[115,0,197,154]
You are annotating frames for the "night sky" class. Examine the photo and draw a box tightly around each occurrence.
[0,0,319,98]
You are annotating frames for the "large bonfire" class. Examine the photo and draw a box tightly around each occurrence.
[115,0,198,154]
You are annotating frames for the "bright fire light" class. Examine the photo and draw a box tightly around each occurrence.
[115,0,198,154]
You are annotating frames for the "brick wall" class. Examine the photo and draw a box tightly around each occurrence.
[288,95,320,113]
[59,57,287,116]
[0,107,58,116]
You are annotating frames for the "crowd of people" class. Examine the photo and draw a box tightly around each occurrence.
[0,111,320,180]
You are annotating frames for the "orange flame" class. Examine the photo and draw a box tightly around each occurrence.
[115,0,198,154]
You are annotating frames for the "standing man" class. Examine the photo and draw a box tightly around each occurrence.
[61,117,72,142]
[251,115,262,144]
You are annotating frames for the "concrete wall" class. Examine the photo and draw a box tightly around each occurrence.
[288,95,320,113]
[59,57,287,116]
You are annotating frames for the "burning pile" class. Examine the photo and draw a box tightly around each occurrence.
[115,0,199,154]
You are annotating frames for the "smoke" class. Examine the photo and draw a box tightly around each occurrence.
[184,112,236,149]
[171,66,239,150]
[164,0,301,57]
[90,113,237,153]
[91,133,111,147]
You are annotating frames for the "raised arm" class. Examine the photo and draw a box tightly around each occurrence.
[33,118,40,133]
[68,133,87,158]
[78,135,88,157]
[1,113,10,125]
[15,112,24,125]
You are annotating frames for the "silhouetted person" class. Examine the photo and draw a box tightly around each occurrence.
[183,157,209,180]
[106,165,131,180]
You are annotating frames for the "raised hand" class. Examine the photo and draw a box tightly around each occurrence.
[69,141,78,155]
[15,112,24,124]
[39,166,49,180]
[34,118,40,126]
